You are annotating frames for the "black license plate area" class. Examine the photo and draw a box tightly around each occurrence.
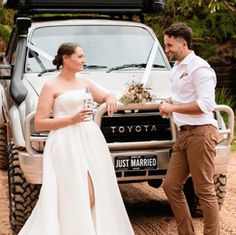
[114,155,158,171]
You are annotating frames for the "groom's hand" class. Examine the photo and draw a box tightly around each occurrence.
[159,101,173,117]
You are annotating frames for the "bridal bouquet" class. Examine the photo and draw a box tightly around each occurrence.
[119,81,153,105]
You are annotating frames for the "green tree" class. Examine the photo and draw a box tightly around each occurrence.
[0,2,15,50]
[144,0,236,62]
[199,0,235,13]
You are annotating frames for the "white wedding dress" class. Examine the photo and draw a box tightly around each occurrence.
[18,89,134,235]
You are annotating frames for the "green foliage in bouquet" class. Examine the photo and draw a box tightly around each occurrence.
[119,81,153,105]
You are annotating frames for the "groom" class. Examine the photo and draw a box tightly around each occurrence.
[159,22,220,235]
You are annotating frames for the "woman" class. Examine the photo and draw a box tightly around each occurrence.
[19,42,134,235]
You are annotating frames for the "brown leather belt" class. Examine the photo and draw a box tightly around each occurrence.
[179,125,209,131]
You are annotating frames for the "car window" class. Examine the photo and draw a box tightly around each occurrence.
[26,25,168,73]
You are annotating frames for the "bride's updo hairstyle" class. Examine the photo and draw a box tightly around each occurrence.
[52,42,80,70]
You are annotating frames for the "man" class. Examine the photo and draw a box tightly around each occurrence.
[160,22,220,235]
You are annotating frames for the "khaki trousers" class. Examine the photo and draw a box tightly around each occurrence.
[163,124,220,235]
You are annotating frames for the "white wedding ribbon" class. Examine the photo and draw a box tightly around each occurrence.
[141,40,158,87]
[27,42,53,62]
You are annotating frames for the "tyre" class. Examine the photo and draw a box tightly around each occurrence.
[7,143,41,233]
[184,174,227,217]
[0,126,7,169]
[214,173,227,209]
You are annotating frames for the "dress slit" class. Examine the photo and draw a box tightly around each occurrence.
[87,170,97,233]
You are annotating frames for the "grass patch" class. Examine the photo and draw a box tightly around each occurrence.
[231,119,236,152]
[0,24,11,43]
[215,88,236,152]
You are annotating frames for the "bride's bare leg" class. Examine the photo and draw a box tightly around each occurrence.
[87,172,95,208]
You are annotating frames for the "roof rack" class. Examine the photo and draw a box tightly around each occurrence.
[4,0,166,15]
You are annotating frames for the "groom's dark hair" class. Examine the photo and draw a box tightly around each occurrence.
[164,22,193,49]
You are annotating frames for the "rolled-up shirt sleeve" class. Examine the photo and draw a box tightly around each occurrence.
[193,67,216,113]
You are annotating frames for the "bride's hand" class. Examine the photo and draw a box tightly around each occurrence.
[106,93,117,117]
[71,109,93,123]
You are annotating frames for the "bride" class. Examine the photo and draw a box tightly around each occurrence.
[18,42,134,235]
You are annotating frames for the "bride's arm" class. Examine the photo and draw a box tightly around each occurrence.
[85,79,117,117]
[34,83,92,132]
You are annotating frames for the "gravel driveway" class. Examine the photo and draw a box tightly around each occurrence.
[1,153,236,235]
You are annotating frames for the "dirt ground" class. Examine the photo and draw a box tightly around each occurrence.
[122,152,236,235]
[0,153,236,235]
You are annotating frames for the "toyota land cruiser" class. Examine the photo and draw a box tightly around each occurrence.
[0,0,234,233]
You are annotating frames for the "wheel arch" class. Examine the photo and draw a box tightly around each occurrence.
[0,84,8,126]
[9,105,25,147]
